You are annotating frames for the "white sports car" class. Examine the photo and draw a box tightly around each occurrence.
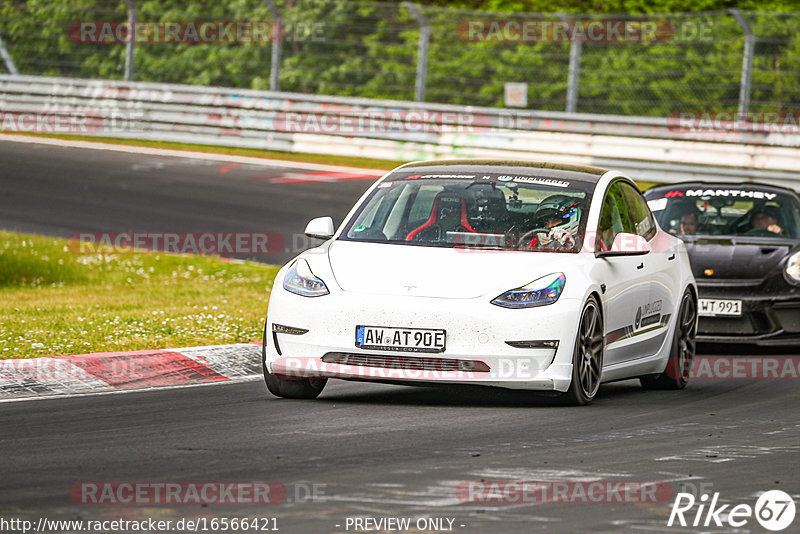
[262,160,697,405]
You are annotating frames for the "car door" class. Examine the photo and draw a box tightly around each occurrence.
[595,181,656,366]
[619,182,676,358]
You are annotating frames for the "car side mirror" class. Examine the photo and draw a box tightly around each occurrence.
[304,216,335,240]
[596,232,650,257]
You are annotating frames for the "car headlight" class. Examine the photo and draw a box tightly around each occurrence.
[283,259,329,297]
[785,251,800,285]
[491,273,566,309]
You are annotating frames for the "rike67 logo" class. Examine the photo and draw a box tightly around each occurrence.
[668,490,796,531]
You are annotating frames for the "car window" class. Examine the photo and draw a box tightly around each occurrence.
[408,185,443,224]
[345,183,405,240]
[645,186,800,239]
[341,173,593,253]
[619,182,657,240]
[597,182,636,251]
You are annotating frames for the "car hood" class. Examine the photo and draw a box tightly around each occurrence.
[326,240,571,298]
[683,236,798,281]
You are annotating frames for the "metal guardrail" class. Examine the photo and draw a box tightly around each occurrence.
[1,75,799,189]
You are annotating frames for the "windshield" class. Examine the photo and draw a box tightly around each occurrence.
[340,171,593,253]
[645,186,800,239]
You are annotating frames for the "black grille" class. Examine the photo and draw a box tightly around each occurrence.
[698,316,755,335]
[774,308,800,333]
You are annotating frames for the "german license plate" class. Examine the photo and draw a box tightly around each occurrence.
[355,326,446,353]
[698,299,742,317]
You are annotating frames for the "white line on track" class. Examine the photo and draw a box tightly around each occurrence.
[0,134,386,176]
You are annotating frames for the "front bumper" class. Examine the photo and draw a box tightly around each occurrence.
[696,287,800,345]
[265,287,583,392]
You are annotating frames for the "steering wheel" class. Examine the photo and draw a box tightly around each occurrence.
[726,213,750,235]
[743,227,781,237]
[519,228,552,248]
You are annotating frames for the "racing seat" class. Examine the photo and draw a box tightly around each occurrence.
[405,190,476,241]
[461,186,509,234]
[661,199,700,234]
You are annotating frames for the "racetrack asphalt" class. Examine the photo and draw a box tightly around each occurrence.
[1,375,798,532]
[0,139,378,265]
[1,138,799,533]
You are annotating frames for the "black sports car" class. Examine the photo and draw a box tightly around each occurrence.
[644,182,800,345]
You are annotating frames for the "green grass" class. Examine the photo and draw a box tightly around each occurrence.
[637,181,658,191]
[0,231,279,359]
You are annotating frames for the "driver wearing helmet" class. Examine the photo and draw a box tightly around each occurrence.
[528,195,582,250]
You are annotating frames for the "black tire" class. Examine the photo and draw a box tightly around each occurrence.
[564,296,604,406]
[640,288,696,390]
[261,322,327,399]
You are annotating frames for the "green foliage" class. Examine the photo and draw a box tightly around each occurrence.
[1,0,798,116]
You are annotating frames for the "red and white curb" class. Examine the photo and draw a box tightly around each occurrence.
[0,342,262,402]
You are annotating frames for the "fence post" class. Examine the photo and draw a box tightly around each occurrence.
[264,0,283,92]
[402,2,429,102]
[729,9,754,116]
[0,33,19,75]
[558,13,581,113]
[122,0,136,81]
